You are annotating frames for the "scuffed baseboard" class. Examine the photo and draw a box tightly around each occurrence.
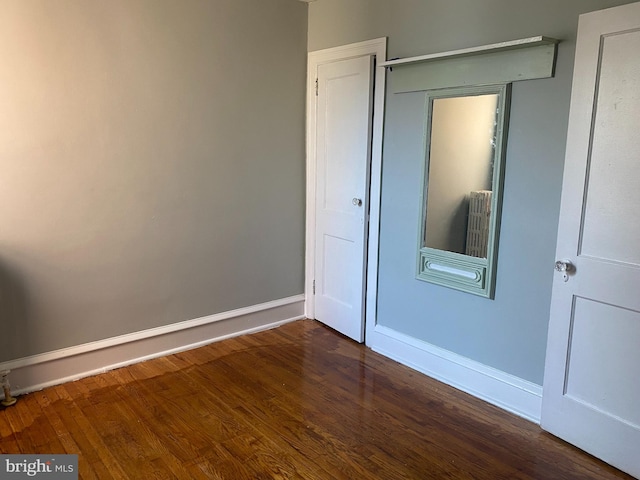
[0,295,305,398]
[368,324,543,423]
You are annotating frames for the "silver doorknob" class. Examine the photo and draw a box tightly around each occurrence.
[352,198,363,207]
[554,260,574,282]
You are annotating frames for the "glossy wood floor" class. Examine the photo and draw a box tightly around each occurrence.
[0,320,633,479]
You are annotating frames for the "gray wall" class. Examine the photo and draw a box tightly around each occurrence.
[0,0,307,362]
[308,0,636,385]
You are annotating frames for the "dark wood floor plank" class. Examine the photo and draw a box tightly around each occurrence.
[269,333,527,479]
[0,320,634,479]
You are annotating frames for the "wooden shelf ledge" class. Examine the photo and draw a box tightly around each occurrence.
[379,36,559,68]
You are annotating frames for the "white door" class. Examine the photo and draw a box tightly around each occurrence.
[313,55,374,342]
[541,3,640,478]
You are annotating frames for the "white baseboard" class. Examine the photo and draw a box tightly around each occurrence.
[368,325,543,423]
[0,295,305,398]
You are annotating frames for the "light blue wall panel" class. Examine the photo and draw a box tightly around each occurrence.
[308,0,638,384]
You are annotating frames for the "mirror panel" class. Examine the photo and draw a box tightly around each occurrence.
[417,84,510,298]
[425,93,498,256]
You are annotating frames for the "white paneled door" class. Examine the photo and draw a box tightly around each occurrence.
[541,3,640,478]
[313,55,374,342]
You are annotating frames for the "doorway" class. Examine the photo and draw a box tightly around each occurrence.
[541,3,640,477]
[305,38,387,342]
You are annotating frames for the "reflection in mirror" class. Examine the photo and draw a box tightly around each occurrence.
[425,93,498,257]
[417,84,510,298]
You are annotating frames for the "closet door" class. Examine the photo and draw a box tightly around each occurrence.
[541,3,640,478]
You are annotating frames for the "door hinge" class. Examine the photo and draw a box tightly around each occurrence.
[315,78,318,96]
[313,280,316,294]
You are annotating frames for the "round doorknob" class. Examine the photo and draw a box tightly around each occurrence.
[352,198,363,207]
[554,260,574,272]
[554,260,575,282]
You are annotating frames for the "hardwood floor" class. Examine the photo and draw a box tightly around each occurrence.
[0,320,633,479]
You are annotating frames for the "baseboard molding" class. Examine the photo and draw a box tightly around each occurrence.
[368,325,543,423]
[0,295,305,398]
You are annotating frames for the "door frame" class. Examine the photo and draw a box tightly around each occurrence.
[305,38,387,338]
